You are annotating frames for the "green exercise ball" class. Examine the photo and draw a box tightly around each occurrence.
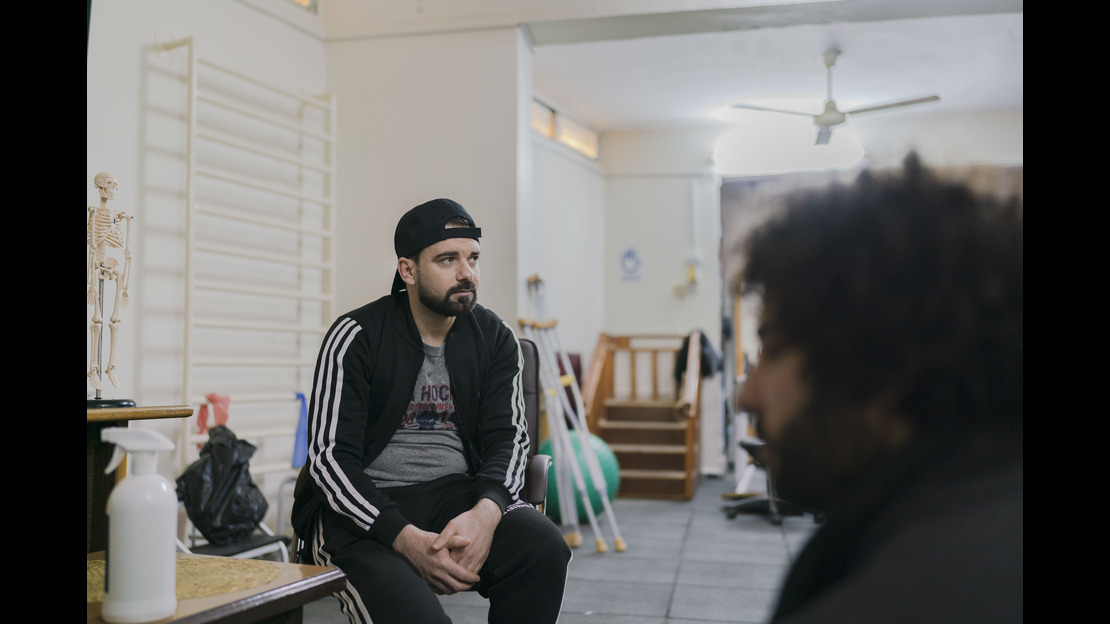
[538,432,620,524]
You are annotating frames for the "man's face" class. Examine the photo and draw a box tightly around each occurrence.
[736,341,813,499]
[409,237,480,318]
[737,318,908,510]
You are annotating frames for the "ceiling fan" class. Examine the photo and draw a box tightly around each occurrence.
[732,49,940,145]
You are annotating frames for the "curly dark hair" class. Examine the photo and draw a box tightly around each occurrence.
[742,154,1022,432]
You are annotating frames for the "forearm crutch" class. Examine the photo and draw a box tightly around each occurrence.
[526,319,627,552]
[528,322,606,551]
[543,387,581,546]
[536,321,627,552]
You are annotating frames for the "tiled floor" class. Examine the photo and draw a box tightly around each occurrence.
[303,476,818,623]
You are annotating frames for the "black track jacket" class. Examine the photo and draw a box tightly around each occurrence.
[292,292,529,547]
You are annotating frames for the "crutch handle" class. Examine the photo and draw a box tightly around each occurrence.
[519,318,559,330]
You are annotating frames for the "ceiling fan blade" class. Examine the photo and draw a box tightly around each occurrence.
[846,95,940,116]
[816,126,832,145]
[731,102,815,117]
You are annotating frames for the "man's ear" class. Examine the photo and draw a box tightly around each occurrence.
[398,257,417,286]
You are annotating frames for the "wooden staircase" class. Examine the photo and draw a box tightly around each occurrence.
[583,333,702,499]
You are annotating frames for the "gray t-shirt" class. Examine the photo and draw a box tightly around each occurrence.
[363,342,470,487]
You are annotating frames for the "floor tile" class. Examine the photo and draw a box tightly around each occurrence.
[569,549,681,584]
[302,475,800,623]
[669,585,776,623]
[560,578,673,618]
[676,559,788,590]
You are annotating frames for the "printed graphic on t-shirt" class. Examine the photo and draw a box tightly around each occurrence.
[401,383,459,430]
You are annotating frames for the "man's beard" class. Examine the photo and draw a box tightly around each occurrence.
[417,279,477,317]
[764,400,899,512]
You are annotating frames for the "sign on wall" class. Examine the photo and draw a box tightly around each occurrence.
[619,247,642,282]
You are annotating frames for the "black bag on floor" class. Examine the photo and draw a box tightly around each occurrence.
[176,425,268,546]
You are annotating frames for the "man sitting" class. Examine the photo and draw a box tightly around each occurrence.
[293,198,570,624]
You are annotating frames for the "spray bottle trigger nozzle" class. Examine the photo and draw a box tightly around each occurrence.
[105,445,126,474]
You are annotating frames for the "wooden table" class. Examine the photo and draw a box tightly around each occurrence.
[87,405,194,553]
[87,552,346,624]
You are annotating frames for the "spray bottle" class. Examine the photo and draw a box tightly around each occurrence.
[101,427,178,623]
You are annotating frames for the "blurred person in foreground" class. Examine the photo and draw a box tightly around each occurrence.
[737,154,1022,623]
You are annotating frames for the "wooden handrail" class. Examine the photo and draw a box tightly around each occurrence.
[680,329,702,497]
[582,331,704,429]
[679,330,701,420]
[582,333,611,433]
[581,330,706,499]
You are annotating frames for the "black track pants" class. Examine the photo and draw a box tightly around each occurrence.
[308,474,571,624]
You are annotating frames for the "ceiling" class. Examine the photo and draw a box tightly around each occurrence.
[525,0,1023,132]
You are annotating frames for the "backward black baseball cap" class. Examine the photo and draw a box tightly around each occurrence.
[391,198,482,294]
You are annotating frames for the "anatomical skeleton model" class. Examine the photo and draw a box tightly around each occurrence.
[87,173,133,390]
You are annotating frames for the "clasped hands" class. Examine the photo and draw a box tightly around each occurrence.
[392,497,502,595]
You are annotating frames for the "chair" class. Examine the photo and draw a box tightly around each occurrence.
[723,437,784,524]
[277,392,311,540]
[291,337,551,563]
[723,375,807,524]
[177,515,290,562]
[175,425,291,561]
[519,338,553,511]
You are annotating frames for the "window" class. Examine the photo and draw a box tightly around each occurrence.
[532,99,599,160]
[286,0,317,11]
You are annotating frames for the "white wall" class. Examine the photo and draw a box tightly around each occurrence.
[527,138,606,360]
[324,27,532,322]
[87,0,327,404]
[853,110,1024,168]
[87,0,330,520]
[87,0,326,414]
[601,126,727,475]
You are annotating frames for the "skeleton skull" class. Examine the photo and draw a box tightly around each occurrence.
[94,172,118,200]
